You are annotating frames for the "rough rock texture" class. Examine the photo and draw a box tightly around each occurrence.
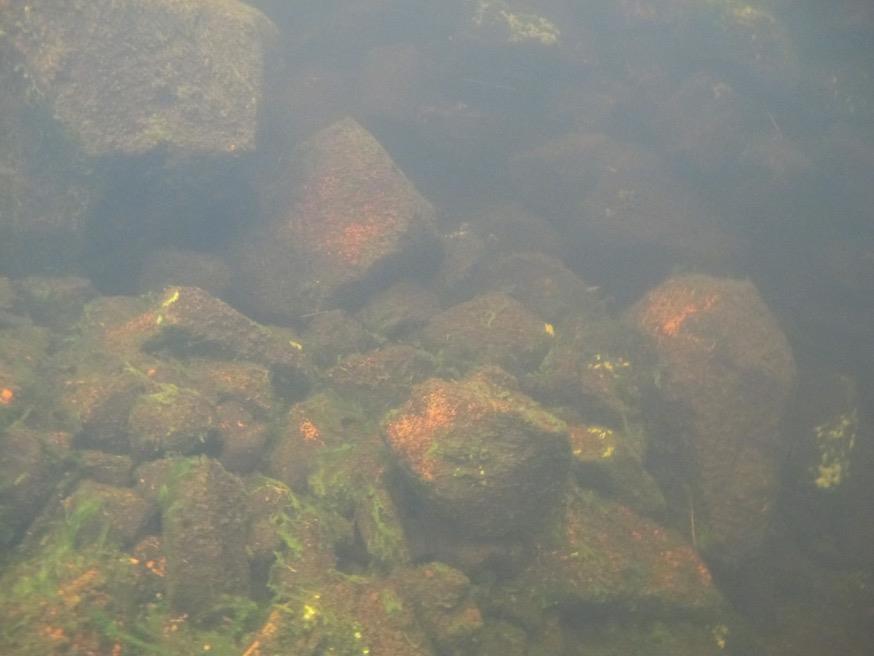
[0,429,71,547]
[509,133,736,294]
[8,0,277,155]
[161,457,250,616]
[233,117,439,321]
[627,274,796,567]
[420,292,553,377]
[493,490,725,622]
[382,367,570,538]
[0,40,96,276]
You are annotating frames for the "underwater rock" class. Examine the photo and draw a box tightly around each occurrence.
[649,71,757,173]
[327,344,438,412]
[524,311,650,423]
[127,385,216,461]
[783,371,870,563]
[356,281,441,340]
[70,286,311,403]
[598,0,799,94]
[260,570,435,656]
[301,309,375,369]
[161,457,250,617]
[470,251,603,324]
[215,400,269,474]
[8,0,277,156]
[492,490,725,624]
[78,450,135,487]
[628,273,796,567]
[233,117,440,321]
[138,248,232,298]
[420,291,553,377]
[0,428,71,547]
[394,562,483,654]
[0,44,97,276]
[509,132,736,294]
[65,479,155,547]
[568,421,666,519]
[382,367,570,538]
[12,276,97,331]
[268,391,370,491]
[0,321,51,431]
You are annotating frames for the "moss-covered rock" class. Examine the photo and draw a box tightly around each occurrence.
[327,344,438,412]
[160,457,250,618]
[7,0,278,156]
[0,428,71,547]
[65,479,155,547]
[127,384,216,461]
[491,490,725,626]
[627,273,797,567]
[0,321,51,430]
[420,292,553,377]
[568,421,666,518]
[232,117,440,320]
[382,367,570,538]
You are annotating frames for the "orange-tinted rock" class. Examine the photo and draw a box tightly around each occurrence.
[494,491,724,621]
[233,117,440,320]
[382,368,570,538]
[627,274,796,566]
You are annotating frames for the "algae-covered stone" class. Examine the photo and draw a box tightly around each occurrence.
[161,457,250,617]
[493,490,724,623]
[0,46,97,276]
[395,562,483,654]
[420,292,553,377]
[65,479,155,547]
[13,276,97,330]
[508,133,735,291]
[568,422,666,518]
[783,371,867,561]
[262,566,434,656]
[327,344,438,412]
[268,391,370,491]
[233,117,440,320]
[382,367,570,538]
[470,251,604,325]
[128,385,216,461]
[215,400,269,474]
[353,480,412,569]
[0,428,71,547]
[8,0,277,155]
[143,286,309,385]
[628,274,796,567]
[0,322,51,430]
[526,311,650,423]
[78,450,135,487]
[301,309,375,368]
[356,281,441,340]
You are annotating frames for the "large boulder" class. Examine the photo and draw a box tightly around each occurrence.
[233,117,440,321]
[160,457,250,617]
[7,0,277,156]
[493,490,725,622]
[382,367,570,538]
[627,274,796,567]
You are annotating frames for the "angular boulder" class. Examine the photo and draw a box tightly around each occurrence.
[382,368,570,538]
[627,274,796,566]
[8,0,277,155]
[233,117,439,320]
